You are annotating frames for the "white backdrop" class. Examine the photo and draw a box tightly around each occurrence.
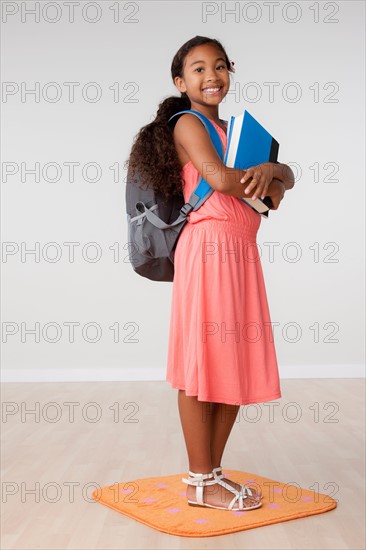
[1,1,365,381]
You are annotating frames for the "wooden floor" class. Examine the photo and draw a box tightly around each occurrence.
[1,379,365,549]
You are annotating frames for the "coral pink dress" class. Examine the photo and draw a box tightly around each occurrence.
[166,119,282,406]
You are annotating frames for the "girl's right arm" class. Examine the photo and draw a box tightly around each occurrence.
[174,114,252,200]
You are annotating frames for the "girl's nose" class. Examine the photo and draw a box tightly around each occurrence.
[204,75,216,85]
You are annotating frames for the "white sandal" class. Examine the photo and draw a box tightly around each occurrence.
[213,465,263,500]
[182,469,263,511]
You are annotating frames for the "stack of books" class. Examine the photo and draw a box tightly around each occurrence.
[224,110,280,218]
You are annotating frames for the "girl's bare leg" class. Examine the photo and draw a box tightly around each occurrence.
[210,402,240,469]
[210,402,261,500]
[177,391,213,472]
[177,390,259,507]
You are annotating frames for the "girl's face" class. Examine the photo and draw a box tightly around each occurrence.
[175,44,230,111]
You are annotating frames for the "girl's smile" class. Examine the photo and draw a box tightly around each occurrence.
[202,86,224,95]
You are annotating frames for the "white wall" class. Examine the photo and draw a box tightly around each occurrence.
[1,1,364,381]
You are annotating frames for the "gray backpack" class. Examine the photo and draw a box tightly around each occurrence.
[125,109,224,282]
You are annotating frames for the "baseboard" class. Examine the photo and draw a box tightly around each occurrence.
[1,364,365,383]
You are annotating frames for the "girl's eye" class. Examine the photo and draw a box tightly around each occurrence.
[195,64,226,73]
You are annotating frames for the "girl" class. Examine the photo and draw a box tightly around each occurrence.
[126,36,295,511]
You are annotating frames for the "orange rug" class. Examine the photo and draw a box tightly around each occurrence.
[91,469,337,537]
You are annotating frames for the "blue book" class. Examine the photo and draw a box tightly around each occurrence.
[224,110,279,218]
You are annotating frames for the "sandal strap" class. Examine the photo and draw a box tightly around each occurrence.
[181,471,217,487]
[181,471,216,505]
[242,484,253,497]
[213,466,255,497]
[228,489,245,510]
[212,467,238,496]
[212,467,253,510]
[188,470,214,480]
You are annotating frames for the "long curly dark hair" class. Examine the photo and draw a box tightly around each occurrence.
[124,35,235,203]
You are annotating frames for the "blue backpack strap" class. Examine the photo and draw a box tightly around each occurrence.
[168,109,224,214]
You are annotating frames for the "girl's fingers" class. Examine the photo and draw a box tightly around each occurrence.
[244,179,257,194]
[259,183,270,200]
[252,176,264,200]
[242,165,273,199]
[240,167,254,184]
[243,169,260,194]
[254,176,272,201]
[252,188,261,200]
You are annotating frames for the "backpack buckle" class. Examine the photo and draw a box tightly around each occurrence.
[180,203,193,216]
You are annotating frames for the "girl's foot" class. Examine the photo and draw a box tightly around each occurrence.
[213,467,262,500]
[185,477,260,510]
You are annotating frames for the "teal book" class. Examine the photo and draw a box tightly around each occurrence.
[224,110,279,218]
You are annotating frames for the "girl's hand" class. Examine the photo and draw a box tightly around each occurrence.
[240,162,276,201]
[265,178,286,210]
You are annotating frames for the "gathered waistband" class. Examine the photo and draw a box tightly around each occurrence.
[187,218,259,240]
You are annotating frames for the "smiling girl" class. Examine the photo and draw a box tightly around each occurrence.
[126,35,295,512]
